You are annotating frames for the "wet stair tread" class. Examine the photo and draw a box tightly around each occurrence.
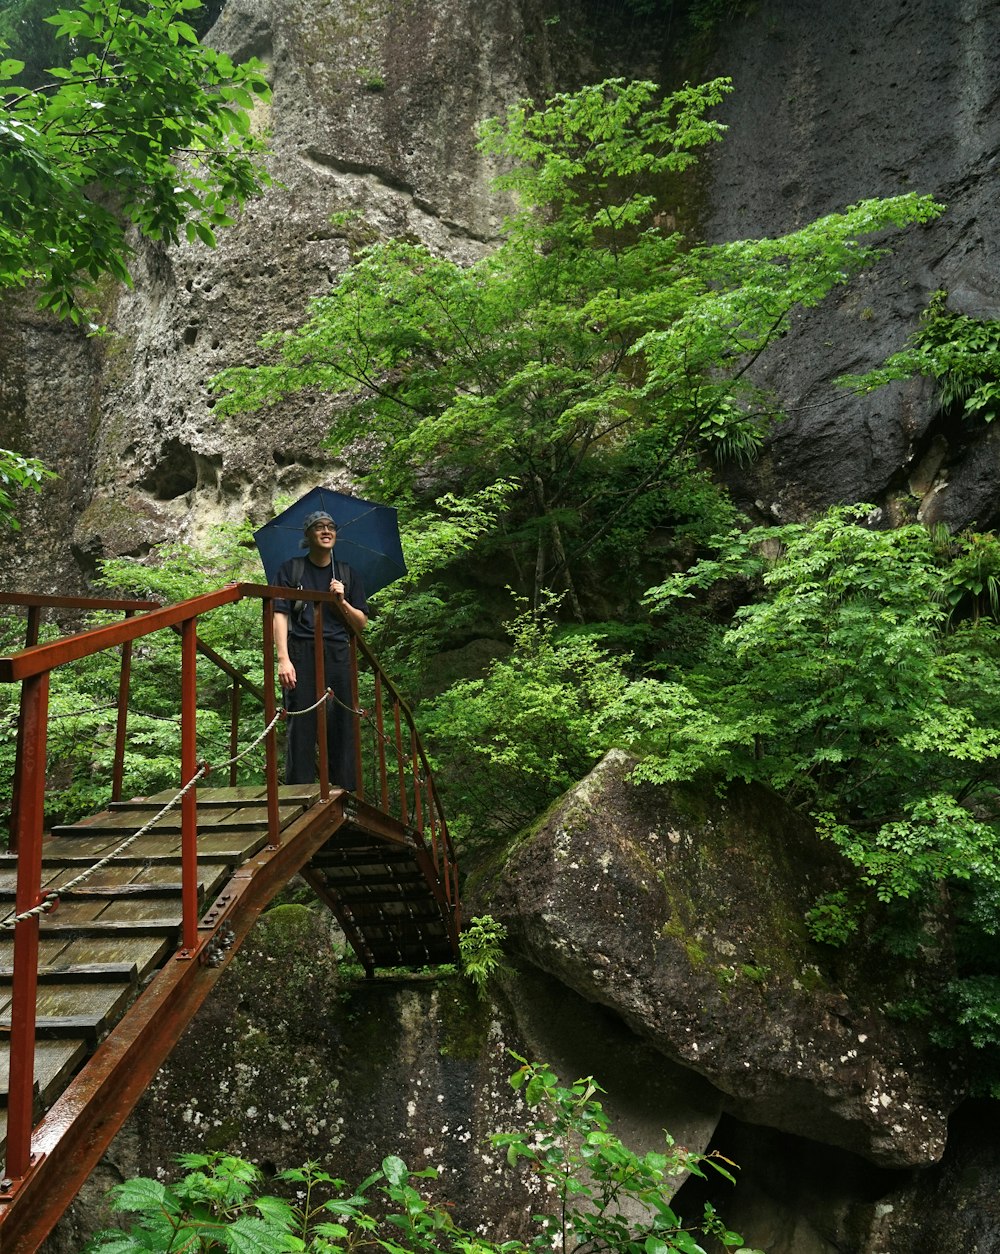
[0,1038,88,1105]
[0,937,170,981]
[49,936,170,977]
[0,874,223,900]
[318,847,422,865]
[113,784,321,809]
[0,980,135,1042]
[0,835,265,862]
[345,901,444,919]
[50,802,305,836]
[321,871,425,887]
[22,893,198,928]
[38,920,183,938]
[2,979,133,1024]
[325,881,433,898]
[0,963,137,984]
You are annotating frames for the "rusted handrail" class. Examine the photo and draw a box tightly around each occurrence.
[0,579,458,1187]
[0,592,160,615]
[237,584,459,910]
[0,593,160,843]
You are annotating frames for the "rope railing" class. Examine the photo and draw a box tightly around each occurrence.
[0,584,458,894]
[0,581,458,1188]
[0,685,339,930]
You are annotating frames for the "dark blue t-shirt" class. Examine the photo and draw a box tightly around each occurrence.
[274,556,368,642]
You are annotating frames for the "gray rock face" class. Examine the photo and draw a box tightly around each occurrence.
[7,0,1000,591]
[690,1104,1000,1254]
[703,0,1000,529]
[1,0,532,591]
[487,750,960,1169]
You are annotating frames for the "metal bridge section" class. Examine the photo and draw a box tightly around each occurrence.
[0,586,459,1252]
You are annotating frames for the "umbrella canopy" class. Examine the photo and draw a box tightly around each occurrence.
[253,486,406,596]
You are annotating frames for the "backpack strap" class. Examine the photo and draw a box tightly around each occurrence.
[289,557,307,616]
[334,560,353,602]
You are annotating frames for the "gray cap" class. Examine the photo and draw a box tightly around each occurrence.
[302,510,336,532]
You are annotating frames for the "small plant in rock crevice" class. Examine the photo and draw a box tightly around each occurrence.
[458,913,509,998]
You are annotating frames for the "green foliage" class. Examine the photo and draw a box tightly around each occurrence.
[0,0,62,86]
[839,289,1000,423]
[419,598,629,846]
[0,0,271,321]
[364,482,517,696]
[495,1059,763,1254]
[936,525,1000,624]
[804,890,864,947]
[629,507,1000,905]
[0,446,56,528]
[86,1152,311,1251]
[99,522,263,663]
[686,0,753,32]
[458,914,509,998]
[214,77,940,611]
[86,1065,762,1254]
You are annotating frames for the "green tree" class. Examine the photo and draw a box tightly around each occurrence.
[215,77,941,612]
[419,597,629,845]
[0,0,271,321]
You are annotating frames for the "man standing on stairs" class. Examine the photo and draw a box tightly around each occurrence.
[273,510,369,789]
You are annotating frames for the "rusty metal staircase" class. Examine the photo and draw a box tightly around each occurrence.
[0,587,460,1252]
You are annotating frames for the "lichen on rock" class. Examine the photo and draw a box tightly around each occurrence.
[486,749,960,1168]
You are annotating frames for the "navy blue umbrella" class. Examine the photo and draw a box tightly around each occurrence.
[253,486,406,596]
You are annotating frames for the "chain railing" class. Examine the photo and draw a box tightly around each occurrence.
[0,581,458,1185]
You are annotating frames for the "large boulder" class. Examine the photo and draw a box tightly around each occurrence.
[486,750,961,1168]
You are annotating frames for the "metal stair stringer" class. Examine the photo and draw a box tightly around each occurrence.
[0,790,349,1254]
[304,794,460,976]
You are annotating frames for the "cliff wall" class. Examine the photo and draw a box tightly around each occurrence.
[5,0,1000,588]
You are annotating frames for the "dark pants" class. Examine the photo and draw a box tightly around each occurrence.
[285,637,357,789]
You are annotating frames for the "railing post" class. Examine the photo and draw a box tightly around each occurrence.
[428,786,441,891]
[349,637,363,800]
[313,607,329,800]
[9,606,42,853]
[262,599,281,846]
[6,670,49,1180]
[375,673,388,811]
[179,618,199,955]
[410,726,423,836]
[111,613,134,804]
[394,701,407,824]
[228,680,241,788]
